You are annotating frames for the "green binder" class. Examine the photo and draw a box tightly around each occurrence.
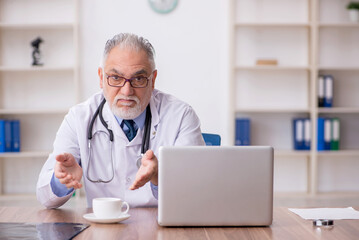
[330,118,340,150]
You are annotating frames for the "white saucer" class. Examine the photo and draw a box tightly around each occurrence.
[83,213,131,224]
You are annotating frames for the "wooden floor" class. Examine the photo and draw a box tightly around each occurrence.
[1,193,359,208]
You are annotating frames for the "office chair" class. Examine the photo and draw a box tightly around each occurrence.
[202,133,221,146]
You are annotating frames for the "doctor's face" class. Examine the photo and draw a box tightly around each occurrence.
[99,46,157,119]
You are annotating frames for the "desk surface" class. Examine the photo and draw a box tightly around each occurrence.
[0,207,359,240]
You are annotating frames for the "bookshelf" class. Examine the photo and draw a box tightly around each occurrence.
[0,0,79,195]
[230,0,359,195]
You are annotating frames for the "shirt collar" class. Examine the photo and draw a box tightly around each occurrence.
[114,108,147,129]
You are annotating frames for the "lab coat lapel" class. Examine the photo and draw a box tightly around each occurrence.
[149,97,159,141]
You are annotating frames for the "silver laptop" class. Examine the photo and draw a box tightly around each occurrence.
[158,146,274,226]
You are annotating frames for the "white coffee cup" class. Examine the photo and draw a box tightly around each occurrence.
[92,198,130,219]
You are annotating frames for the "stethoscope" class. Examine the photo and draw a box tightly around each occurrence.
[86,97,152,183]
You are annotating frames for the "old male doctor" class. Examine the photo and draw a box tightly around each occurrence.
[37,33,205,208]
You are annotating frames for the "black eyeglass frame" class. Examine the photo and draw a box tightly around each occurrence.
[105,72,153,88]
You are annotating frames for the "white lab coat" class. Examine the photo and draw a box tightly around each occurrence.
[36,89,205,208]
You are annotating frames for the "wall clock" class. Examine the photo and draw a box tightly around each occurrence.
[148,0,178,14]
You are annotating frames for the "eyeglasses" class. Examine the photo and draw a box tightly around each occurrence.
[106,73,152,88]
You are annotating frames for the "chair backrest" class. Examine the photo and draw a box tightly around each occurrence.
[202,133,221,146]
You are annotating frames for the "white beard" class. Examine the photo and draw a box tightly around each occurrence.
[111,95,141,119]
[110,89,152,119]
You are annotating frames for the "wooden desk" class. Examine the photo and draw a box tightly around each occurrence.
[0,207,359,239]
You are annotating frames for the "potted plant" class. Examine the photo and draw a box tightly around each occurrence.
[347,1,359,22]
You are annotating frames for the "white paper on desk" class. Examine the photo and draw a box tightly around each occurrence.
[288,207,359,220]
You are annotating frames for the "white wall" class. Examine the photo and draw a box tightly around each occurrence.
[79,0,231,145]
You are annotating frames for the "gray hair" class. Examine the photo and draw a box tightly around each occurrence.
[101,33,156,70]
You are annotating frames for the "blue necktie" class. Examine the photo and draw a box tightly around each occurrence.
[123,120,137,141]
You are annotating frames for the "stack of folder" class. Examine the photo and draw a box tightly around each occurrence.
[0,119,20,153]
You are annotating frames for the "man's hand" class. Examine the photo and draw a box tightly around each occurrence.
[129,150,158,190]
[54,153,83,189]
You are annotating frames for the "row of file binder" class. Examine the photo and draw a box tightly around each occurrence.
[317,117,340,151]
[318,75,333,108]
[293,118,311,150]
[0,119,21,152]
[293,117,340,151]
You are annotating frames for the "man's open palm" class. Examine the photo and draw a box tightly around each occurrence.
[54,153,83,189]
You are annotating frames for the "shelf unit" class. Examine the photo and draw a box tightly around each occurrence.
[229,0,359,195]
[0,0,79,195]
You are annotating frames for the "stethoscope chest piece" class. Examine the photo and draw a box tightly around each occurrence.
[136,156,142,169]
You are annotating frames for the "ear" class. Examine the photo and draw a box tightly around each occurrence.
[151,70,157,89]
[98,67,104,89]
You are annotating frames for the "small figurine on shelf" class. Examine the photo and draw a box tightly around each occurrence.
[31,37,44,66]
